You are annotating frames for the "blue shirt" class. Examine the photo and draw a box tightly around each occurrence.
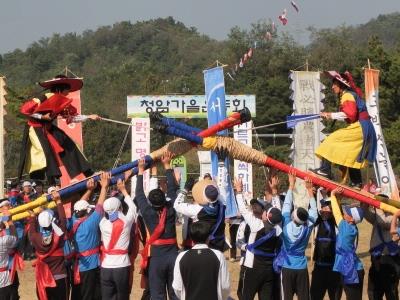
[70,205,103,272]
[333,220,363,272]
[281,190,317,269]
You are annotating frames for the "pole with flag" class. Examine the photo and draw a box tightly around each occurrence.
[0,77,6,198]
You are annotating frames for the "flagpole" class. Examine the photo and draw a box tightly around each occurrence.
[0,77,6,198]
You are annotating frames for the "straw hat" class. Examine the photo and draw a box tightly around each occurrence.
[192,179,219,205]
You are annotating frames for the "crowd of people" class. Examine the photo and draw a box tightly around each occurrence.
[0,151,399,300]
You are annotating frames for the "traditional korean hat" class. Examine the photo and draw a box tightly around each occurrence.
[192,179,219,205]
[39,75,83,92]
[324,71,351,88]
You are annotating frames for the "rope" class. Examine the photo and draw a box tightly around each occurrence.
[113,125,132,169]
[233,115,321,133]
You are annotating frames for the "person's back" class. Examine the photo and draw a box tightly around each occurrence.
[173,222,230,300]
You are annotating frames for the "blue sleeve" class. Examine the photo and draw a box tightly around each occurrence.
[135,175,151,213]
[87,210,102,227]
[282,190,293,225]
[308,197,318,225]
[165,169,179,203]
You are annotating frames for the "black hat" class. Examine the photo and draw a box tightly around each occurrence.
[265,206,282,225]
[148,189,166,208]
[293,207,309,224]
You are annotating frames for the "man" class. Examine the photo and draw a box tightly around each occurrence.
[172,221,230,300]
[174,178,226,252]
[99,177,137,300]
[310,190,342,300]
[19,75,99,184]
[235,178,282,300]
[0,211,23,300]
[136,153,180,300]
[274,171,318,300]
[69,175,108,300]
[21,181,37,203]
[331,188,364,300]
[362,195,399,300]
[28,192,68,300]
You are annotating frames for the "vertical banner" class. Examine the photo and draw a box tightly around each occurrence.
[57,90,85,188]
[233,121,253,199]
[365,69,399,199]
[204,66,237,217]
[131,118,151,196]
[171,156,187,190]
[0,77,6,198]
[197,151,212,180]
[290,71,325,207]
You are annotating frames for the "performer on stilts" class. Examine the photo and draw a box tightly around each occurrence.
[18,75,99,184]
[311,71,377,189]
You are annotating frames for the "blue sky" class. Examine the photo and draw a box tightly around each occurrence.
[1,0,399,54]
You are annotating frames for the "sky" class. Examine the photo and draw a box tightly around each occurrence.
[1,0,399,54]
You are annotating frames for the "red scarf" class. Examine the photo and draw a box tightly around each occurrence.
[33,234,64,300]
[100,218,128,262]
[71,216,100,285]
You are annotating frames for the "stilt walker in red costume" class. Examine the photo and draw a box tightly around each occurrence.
[18,75,99,185]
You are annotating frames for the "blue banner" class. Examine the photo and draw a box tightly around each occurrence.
[204,67,238,218]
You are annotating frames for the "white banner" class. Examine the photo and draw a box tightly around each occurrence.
[290,71,325,207]
[365,69,399,199]
[131,118,151,196]
[127,95,256,118]
[233,121,253,199]
[197,151,212,180]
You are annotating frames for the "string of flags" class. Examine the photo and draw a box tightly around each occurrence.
[226,1,300,81]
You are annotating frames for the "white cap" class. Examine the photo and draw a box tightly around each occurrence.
[47,186,57,194]
[22,181,31,187]
[38,210,54,228]
[0,200,10,208]
[103,197,121,214]
[74,200,90,212]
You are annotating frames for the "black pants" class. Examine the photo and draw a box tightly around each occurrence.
[72,268,101,300]
[101,266,130,300]
[148,253,178,300]
[229,223,239,259]
[368,256,399,300]
[237,265,245,300]
[240,264,276,300]
[310,265,342,300]
[281,267,310,300]
[342,269,365,300]
[0,275,20,300]
[39,277,69,300]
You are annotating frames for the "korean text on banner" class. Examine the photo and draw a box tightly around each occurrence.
[204,66,237,217]
[131,118,151,196]
[233,121,253,199]
[290,71,325,207]
[365,68,399,199]
[127,95,256,118]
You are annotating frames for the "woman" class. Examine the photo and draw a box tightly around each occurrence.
[18,75,99,184]
[311,71,377,189]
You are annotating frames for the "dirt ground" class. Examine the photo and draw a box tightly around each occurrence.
[18,222,374,300]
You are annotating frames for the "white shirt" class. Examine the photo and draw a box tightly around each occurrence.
[99,195,137,268]
[236,193,281,268]
[236,220,248,265]
[0,234,17,288]
[172,244,230,300]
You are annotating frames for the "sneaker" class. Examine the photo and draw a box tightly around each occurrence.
[349,182,363,190]
[309,168,331,179]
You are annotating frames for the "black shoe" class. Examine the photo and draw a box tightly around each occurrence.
[349,182,363,190]
[309,168,331,179]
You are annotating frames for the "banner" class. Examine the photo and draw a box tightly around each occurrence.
[365,69,399,199]
[204,66,237,217]
[197,151,212,180]
[233,121,253,199]
[127,95,256,118]
[131,118,151,196]
[171,156,187,190]
[290,71,325,207]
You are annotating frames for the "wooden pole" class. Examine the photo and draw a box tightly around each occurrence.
[0,77,6,198]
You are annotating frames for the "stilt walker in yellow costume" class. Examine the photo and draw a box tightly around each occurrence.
[18,75,99,184]
[310,71,377,189]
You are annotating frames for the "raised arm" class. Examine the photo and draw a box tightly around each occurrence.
[173,179,201,218]
[135,158,151,213]
[234,178,261,229]
[117,178,137,222]
[161,151,179,201]
[330,188,344,224]
[282,171,296,222]
[305,177,318,224]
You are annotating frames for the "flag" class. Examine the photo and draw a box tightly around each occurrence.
[204,67,238,217]
[279,9,288,25]
[286,114,320,129]
[291,1,299,12]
